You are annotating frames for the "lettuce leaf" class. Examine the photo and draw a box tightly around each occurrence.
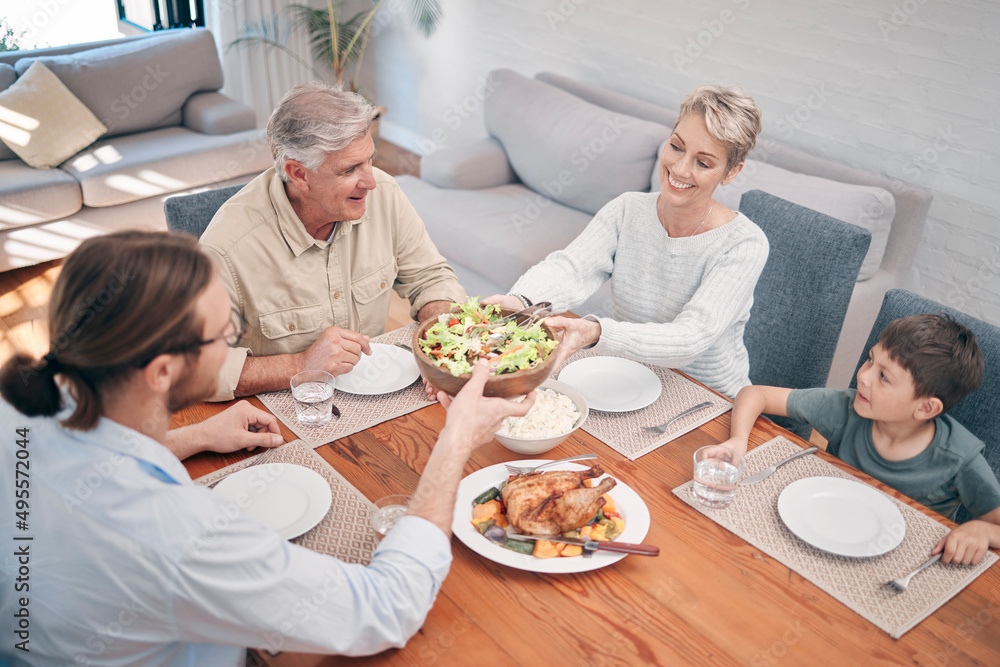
[418,296,558,377]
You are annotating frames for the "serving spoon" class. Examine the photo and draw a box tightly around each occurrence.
[463,302,553,339]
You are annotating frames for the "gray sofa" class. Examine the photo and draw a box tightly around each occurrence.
[0,28,272,271]
[397,69,932,388]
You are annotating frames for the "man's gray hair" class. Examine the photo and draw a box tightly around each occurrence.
[267,82,376,181]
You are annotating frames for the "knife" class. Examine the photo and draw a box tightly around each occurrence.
[506,533,660,556]
[739,445,819,486]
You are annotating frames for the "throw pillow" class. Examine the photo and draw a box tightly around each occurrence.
[0,61,107,169]
[485,69,671,216]
[651,150,895,281]
[0,64,18,161]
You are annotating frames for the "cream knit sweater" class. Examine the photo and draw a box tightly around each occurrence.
[511,192,769,398]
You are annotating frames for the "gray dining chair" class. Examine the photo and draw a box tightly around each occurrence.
[740,189,872,440]
[164,183,246,238]
[850,289,1000,523]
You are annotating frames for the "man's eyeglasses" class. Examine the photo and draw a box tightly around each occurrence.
[197,307,246,347]
[136,308,246,368]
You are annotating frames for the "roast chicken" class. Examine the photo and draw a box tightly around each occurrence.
[502,465,617,535]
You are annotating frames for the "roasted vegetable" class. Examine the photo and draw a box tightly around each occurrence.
[502,539,535,555]
[473,486,501,506]
[532,540,564,559]
[484,525,507,545]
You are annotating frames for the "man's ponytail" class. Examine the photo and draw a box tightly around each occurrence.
[0,353,64,417]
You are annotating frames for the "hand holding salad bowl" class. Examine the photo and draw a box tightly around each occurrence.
[413,297,560,398]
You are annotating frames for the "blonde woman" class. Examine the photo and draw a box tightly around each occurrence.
[490,85,768,398]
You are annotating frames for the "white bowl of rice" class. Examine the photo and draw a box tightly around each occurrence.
[494,379,589,455]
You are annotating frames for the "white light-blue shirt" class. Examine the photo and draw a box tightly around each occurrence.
[0,396,451,666]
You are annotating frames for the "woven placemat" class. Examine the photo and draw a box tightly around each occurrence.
[555,350,731,460]
[194,440,378,564]
[672,436,998,638]
[257,324,432,448]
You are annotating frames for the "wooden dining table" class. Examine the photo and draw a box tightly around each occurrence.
[175,390,1000,666]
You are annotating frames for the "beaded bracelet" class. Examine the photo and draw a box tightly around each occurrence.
[507,292,532,308]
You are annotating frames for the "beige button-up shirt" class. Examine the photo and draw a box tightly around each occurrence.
[200,167,465,400]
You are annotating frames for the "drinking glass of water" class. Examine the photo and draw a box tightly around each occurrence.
[692,446,744,509]
[290,370,336,426]
[370,494,412,539]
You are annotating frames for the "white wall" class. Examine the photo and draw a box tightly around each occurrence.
[369,0,1000,325]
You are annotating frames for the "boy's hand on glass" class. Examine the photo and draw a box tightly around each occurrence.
[717,437,749,457]
[933,521,991,565]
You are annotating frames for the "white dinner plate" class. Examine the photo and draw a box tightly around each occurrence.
[336,343,421,395]
[557,356,662,412]
[777,476,906,558]
[213,463,333,541]
[452,461,651,573]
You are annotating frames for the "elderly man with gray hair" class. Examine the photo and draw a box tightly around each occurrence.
[201,82,465,399]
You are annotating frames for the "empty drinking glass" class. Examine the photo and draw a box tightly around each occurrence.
[693,446,744,509]
[290,370,336,426]
[370,494,412,540]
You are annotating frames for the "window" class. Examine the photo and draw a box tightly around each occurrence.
[117,0,205,32]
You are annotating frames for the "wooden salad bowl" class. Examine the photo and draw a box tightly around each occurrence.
[411,307,559,398]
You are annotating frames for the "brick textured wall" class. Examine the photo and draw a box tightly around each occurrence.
[370,0,999,325]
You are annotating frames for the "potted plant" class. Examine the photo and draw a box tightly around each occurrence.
[229,0,441,138]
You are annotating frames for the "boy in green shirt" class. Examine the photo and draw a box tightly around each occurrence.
[722,314,1000,565]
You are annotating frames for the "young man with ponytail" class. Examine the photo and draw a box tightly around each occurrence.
[0,231,533,665]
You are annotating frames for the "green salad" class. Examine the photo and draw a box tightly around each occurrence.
[419,297,558,376]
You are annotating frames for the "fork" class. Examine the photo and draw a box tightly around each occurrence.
[641,401,714,434]
[207,446,282,489]
[504,453,598,476]
[883,553,942,593]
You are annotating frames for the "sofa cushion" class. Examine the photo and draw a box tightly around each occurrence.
[398,175,593,289]
[398,174,614,317]
[0,63,15,89]
[652,151,894,281]
[0,160,82,229]
[61,126,270,207]
[0,61,107,169]
[15,28,224,139]
[0,64,19,161]
[484,69,671,216]
[182,92,256,135]
[536,71,679,129]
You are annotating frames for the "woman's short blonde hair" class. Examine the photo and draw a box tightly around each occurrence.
[676,85,762,173]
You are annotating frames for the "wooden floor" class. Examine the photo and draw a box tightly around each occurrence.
[0,259,62,363]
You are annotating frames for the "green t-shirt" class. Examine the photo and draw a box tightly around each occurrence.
[786,388,1000,521]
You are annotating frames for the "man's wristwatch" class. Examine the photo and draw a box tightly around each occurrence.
[507,292,532,309]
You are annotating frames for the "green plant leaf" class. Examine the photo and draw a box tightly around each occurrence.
[289,4,372,70]
[408,0,442,37]
[228,13,326,80]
